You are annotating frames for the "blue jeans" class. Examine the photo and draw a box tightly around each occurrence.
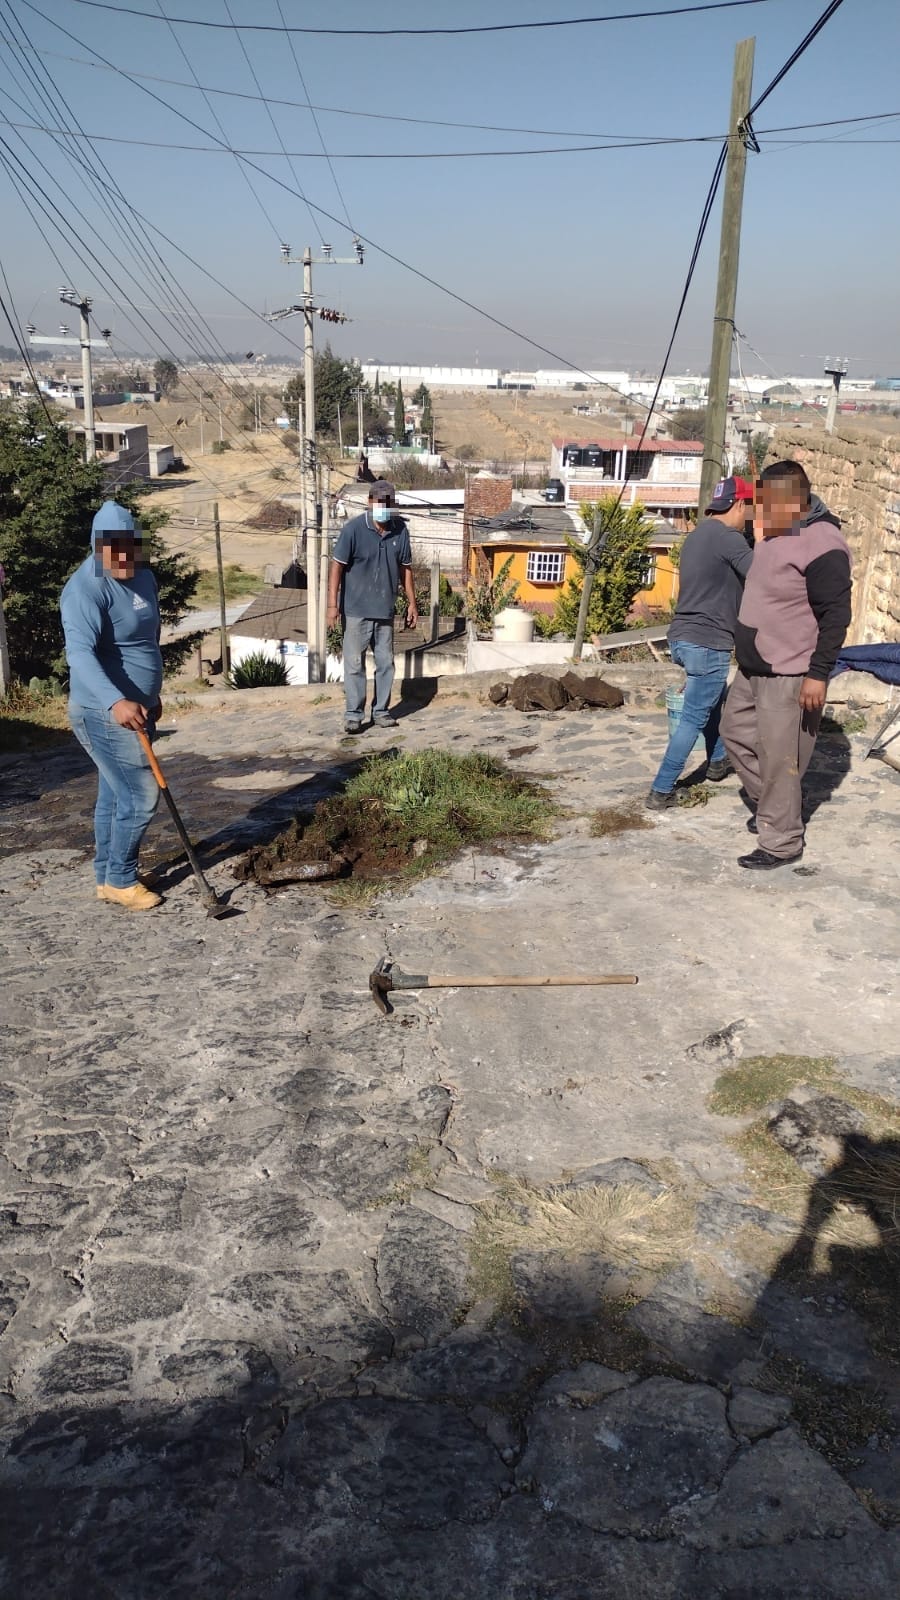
[652,641,731,795]
[342,617,396,721]
[69,705,159,887]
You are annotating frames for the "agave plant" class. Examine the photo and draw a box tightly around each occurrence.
[228,650,289,689]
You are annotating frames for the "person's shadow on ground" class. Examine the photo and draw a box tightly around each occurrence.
[803,720,852,819]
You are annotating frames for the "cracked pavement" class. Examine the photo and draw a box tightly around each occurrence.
[1,680,899,1596]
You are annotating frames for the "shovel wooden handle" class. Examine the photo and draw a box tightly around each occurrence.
[136,727,167,788]
[405,974,637,989]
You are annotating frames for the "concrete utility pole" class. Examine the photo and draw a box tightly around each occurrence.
[212,502,229,677]
[824,357,848,434]
[266,237,364,681]
[28,287,111,463]
[352,386,365,461]
[698,36,756,518]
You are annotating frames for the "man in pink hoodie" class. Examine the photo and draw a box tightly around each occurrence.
[721,460,852,870]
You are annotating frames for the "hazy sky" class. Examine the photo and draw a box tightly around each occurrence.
[2,0,897,379]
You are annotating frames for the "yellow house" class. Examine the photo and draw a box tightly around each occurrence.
[470,517,682,617]
[468,534,577,614]
[638,524,681,613]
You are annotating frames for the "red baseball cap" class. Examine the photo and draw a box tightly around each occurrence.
[706,475,755,513]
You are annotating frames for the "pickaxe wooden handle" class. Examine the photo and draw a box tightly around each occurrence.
[369,958,637,1016]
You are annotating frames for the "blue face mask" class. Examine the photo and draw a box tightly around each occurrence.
[372,504,392,526]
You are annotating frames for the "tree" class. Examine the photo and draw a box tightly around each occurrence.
[421,396,434,442]
[551,497,652,638]
[412,382,429,406]
[669,407,707,442]
[0,402,199,683]
[282,347,367,437]
[393,381,406,443]
[153,357,179,395]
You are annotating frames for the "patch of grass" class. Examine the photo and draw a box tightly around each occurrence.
[589,802,652,838]
[371,1142,435,1208]
[760,1354,895,1477]
[676,783,710,808]
[821,709,867,736]
[708,1054,839,1117]
[243,749,555,893]
[0,683,71,751]
[192,564,263,606]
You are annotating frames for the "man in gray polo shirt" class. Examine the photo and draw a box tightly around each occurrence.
[327,480,418,732]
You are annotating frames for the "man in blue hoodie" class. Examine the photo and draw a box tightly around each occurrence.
[60,501,163,909]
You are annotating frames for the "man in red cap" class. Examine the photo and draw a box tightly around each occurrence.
[646,475,755,808]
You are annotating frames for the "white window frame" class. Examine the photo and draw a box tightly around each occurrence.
[526,549,565,585]
[640,552,658,589]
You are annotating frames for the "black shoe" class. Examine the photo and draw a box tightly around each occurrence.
[738,846,803,870]
[746,816,758,835]
[372,713,398,729]
[644,788,677,811]
[706,759,734,782]
[344,720,364,735]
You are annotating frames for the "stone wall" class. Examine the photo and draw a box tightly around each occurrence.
[771,425,900,644]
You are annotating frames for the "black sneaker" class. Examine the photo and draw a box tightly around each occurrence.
[706,758,734,782]
[738,846,803,870]
[746,815,759,834]
[644,788,677,811]
[344,720,364,735]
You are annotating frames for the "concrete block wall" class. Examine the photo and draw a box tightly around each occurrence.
[772,425,900,644]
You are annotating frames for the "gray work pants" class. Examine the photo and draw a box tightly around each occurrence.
[342,616,395,720]
[721,669,822,859]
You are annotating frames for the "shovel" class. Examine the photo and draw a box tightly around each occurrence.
[369,956,637,1016]
[136,728,229,918]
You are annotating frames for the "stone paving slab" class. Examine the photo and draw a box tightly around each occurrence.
[1,680,899,1595]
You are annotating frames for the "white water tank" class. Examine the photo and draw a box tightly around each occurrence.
[493,607,535,643]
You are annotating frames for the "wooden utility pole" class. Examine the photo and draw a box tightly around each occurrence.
[430,559,441,643]
[213,502,229,676]
[698,36,756,518]
[0,567,11,697]
[572,500,602,661]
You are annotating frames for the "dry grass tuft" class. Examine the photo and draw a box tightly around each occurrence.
[589,802,653,838]
[475,1176,694,1274]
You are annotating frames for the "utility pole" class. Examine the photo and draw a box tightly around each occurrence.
[353,386,365,462]
[213,501,229,677]
[572,501,602,661]
[319,461,331,670]
[698,36,756,517]
[0,564,11,698]
[265,236,364,682]
[28,287,111,464]
[824,357,848,434]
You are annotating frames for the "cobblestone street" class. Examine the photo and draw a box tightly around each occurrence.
[2,679,899,1597]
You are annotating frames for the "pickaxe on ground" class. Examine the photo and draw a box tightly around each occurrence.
[369,956,637,1016]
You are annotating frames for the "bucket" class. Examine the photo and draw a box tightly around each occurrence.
[665,685,706,756]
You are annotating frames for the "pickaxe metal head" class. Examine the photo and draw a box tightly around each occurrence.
[369,956,394,1016]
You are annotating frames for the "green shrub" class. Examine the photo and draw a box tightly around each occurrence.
[228,650,289,689]
[210,439,231,454]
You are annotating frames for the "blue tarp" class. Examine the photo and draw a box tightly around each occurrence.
[832,644,900,686]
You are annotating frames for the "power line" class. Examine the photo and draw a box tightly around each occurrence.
[272,0,355,235]
[21,42,900,148]
[5,115,896,158]
[149,0,284,246]
[70,0,777,37]
[0,253,54,423]
[218,0,323,245]
[19,3,659,414]
[0,118,731,157]
[741,0,847,146]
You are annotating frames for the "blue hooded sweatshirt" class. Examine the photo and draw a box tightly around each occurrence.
[60,501,163,711]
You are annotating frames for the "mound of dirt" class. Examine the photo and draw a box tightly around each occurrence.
[489,672,625,713]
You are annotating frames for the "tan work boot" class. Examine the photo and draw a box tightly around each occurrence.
[99,882,162,910]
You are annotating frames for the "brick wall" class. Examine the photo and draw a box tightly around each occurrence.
[771,425,900,644]
[464,477,513,519]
